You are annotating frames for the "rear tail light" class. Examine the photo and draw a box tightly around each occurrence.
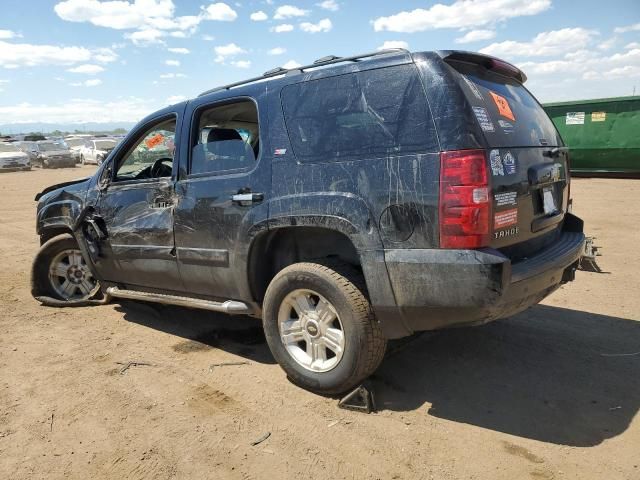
[439,149,491,249]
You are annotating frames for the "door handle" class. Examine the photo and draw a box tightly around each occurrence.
[231,192,264,205]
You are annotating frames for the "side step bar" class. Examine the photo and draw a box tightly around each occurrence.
[106,287,250,314]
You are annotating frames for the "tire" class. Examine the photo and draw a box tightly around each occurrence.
[31,233,99,302]
[42,158,49,169]
[262,261,387,395]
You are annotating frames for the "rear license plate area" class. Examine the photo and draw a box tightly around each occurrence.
[542,186,557,215]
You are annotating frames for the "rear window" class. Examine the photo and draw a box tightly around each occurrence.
[452,62,561,147]
[281,64,438,162]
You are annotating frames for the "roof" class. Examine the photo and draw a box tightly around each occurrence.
[543,95,640,108]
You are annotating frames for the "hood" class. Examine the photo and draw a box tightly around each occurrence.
[0,151,28,160]
[35,176,91,201]
[96,147,115,155]
[40,150,73,157]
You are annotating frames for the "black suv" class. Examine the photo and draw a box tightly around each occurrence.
[32,49,585,394]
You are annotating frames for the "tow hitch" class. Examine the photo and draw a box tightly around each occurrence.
[579,236,603,273]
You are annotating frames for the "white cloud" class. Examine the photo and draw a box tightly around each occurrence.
[274,5,309,19]
[0,97,157,123]
[377,40,409,51]
[54,0,237,45]
[70,79,103,87]
[54,0,176,30]
[272,24,294,33]
[300,18,332,33]
[0,30,21,39]
[202,2,238,21]
[0,40,92,68]
[231,60,251,68]
[614,22,640,34]
[168,47,190,54]
[125,28,165,45]
[282,60,302,69]
[250,11,268,21]
[480,28,598,58]
[626,42,640,50]
[455,29,495,44]
[214,43,247,63]
[373,0,551,33]
[317,0,339,11]
[166,95,187,104]
[93,47,119,63]
[202,34,215,41]
[598,37,617,51]
[268,47,286,55]
[67,64,105,74]
[165,59,180,66]
[159,72,187,78]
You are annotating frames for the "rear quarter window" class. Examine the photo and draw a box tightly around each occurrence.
[281,64,438,162]
[452,62,562,148]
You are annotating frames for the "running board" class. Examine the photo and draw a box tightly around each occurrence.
[106,287,250,314]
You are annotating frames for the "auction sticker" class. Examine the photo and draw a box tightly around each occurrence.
[591,111,606,122]
[489,91,515,121]
[490,149,504,176]
[495,191,517,206]
[473,106,495,132]
[494,208,518,229]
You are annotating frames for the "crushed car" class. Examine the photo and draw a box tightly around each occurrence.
[31,49,585,395]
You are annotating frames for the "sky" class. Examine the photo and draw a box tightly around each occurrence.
[0,0,639,127]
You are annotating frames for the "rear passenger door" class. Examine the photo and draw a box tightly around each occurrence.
[173,95,270,301]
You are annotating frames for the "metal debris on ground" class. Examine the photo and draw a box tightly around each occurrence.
[209,361,250,372]
[115,361,153,374]
[338,384,375,413]
[250,432,271,446]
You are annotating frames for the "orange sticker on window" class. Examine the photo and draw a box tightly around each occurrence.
[489,91,515,122]
[145,133,165,149]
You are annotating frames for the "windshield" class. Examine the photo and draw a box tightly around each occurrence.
[95,140,117,150]
[38,142,67,152]
[65,138,86,147]
[451,62,562,147]
[0,143,21,153]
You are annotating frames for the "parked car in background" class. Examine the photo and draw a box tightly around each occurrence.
[79,138,118,165]
[17,140,76,168]
[0,142,30,171]
[64,136,90,163]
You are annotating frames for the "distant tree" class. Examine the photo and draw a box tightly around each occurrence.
[113,128,128,134]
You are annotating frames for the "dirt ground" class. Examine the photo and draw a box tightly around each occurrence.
[0,165,638,480]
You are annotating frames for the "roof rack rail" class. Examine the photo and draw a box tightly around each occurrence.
[198,48,409,97]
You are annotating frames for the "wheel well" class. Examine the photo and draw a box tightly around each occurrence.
[39,227,73,245]
[248,227,361,304]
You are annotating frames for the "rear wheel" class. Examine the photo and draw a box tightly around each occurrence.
[32,234,99,301]
[262,262,386,395]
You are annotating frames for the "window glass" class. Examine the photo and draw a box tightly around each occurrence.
[451,62,562,147]
[281,65,437,162]
[0,143,20,153]
[190,100,259,175]
[115,118,176,181]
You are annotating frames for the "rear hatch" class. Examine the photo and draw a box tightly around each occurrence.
[447,55,569,260]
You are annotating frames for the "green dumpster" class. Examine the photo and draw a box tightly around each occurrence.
[543,96,640,176]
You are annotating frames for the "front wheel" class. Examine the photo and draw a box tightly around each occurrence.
[262,262,387,395]
[32,233,100,302]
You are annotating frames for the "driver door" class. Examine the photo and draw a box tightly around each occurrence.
[91,112,185,292]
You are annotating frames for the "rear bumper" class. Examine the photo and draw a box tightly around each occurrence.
[374,214,585,338]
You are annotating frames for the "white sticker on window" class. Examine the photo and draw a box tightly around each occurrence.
[473,106,495,133]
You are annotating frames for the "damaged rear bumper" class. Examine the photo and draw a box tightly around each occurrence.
[373,214,585,339]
